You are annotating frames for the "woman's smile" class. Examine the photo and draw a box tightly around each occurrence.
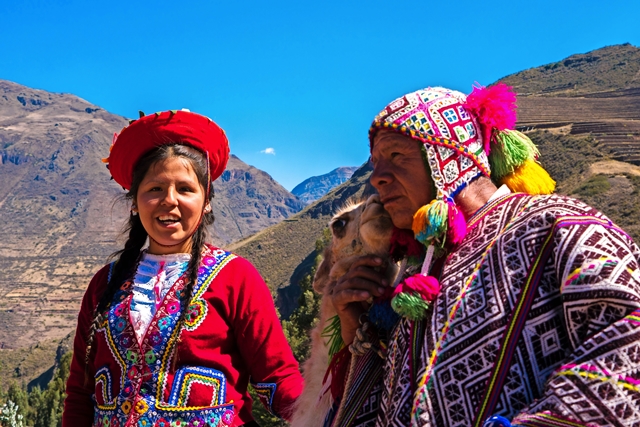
[135,157,206,254]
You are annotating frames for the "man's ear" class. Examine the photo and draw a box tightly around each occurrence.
[312,246,333,294]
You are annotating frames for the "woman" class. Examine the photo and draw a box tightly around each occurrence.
[63,110,302,427]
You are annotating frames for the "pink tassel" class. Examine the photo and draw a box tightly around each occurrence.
[393,274,441,301]
[464,83,518,154]
[446,201,467,244]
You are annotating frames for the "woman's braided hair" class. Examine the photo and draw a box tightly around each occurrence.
[84,144,215,370]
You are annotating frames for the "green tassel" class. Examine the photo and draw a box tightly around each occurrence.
[391,292,430,321]
[489,129,540,180]
[321,315,344,358]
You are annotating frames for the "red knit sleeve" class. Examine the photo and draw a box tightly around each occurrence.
[62,264,111,427]
[227,256,303,420]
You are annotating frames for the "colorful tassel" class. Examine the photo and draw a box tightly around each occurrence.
[412,200,448,245]
[391,274,441,320]
[501,159,556,195]
[397,274,441,300]
[446,200,467,245]
[323,345,351,401]
[391,291,430,321]
[489,130,539,179]
[369,299,400,332]
[464,83,518,154]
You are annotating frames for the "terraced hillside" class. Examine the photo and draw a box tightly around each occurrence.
[501,44,640,164]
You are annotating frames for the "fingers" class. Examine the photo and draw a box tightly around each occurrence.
[328,254,393,344]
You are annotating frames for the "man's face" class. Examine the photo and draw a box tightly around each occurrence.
[370,130,433,230]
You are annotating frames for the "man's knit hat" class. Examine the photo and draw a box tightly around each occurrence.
[369,84,556,320]
[369,84,555,251]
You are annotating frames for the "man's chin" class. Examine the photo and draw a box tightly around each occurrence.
[389,212,414,231]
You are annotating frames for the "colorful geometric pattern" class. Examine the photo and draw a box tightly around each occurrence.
[93,247,237,427]
[370,87,490,200]
[333,194,640,427]
[252,382,277,416]
[169,366,228,407]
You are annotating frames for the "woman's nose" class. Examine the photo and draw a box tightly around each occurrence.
[161,187,178,205]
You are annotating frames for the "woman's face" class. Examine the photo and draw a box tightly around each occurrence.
[134,156,207,255]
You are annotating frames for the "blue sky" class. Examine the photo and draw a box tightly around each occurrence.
[2,0,639,190]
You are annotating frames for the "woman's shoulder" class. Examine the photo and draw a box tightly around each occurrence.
[202,244,265,284]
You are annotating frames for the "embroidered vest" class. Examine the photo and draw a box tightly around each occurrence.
[92,248,236,427]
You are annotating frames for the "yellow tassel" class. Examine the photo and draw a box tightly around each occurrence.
[501,159,556,195]
[412,203,432,236]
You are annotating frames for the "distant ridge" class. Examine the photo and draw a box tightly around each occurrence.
[500,44,640,165]
[291,166,358,204]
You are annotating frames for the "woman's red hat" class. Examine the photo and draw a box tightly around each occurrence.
[104,109,230,190]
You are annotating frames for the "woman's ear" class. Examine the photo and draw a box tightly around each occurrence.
[204,204,212,213]
[131,204,138,215]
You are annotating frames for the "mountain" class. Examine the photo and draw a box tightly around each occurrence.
[0,79,303,349]
[500,43,640,165]
[212,155,305,244]
[291,166,359,204]
[230,162,375,318]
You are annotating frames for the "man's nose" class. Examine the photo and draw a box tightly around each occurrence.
[370,162,392,188]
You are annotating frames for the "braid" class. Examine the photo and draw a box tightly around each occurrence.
[85,214,147,367]
[169,226,206,370]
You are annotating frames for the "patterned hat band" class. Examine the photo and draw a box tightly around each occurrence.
[370,120,491,190]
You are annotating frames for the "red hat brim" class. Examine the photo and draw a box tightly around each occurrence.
[107,110,229,190]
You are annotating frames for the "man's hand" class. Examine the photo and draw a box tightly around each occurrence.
[330,255,390,345]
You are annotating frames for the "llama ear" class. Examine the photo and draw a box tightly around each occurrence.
[313,247,333,294]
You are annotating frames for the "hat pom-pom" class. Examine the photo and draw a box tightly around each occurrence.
[465,83,518,154]
[391,274,441,320]
[501,159,556,195]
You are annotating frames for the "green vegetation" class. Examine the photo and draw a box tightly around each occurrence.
[573,174,611,197]
[0,353,70,427]
[250,232,325,426]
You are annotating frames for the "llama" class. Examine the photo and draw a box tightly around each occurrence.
[290,194,397,427]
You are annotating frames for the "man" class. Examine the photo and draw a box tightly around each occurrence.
[329,85,640,427]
